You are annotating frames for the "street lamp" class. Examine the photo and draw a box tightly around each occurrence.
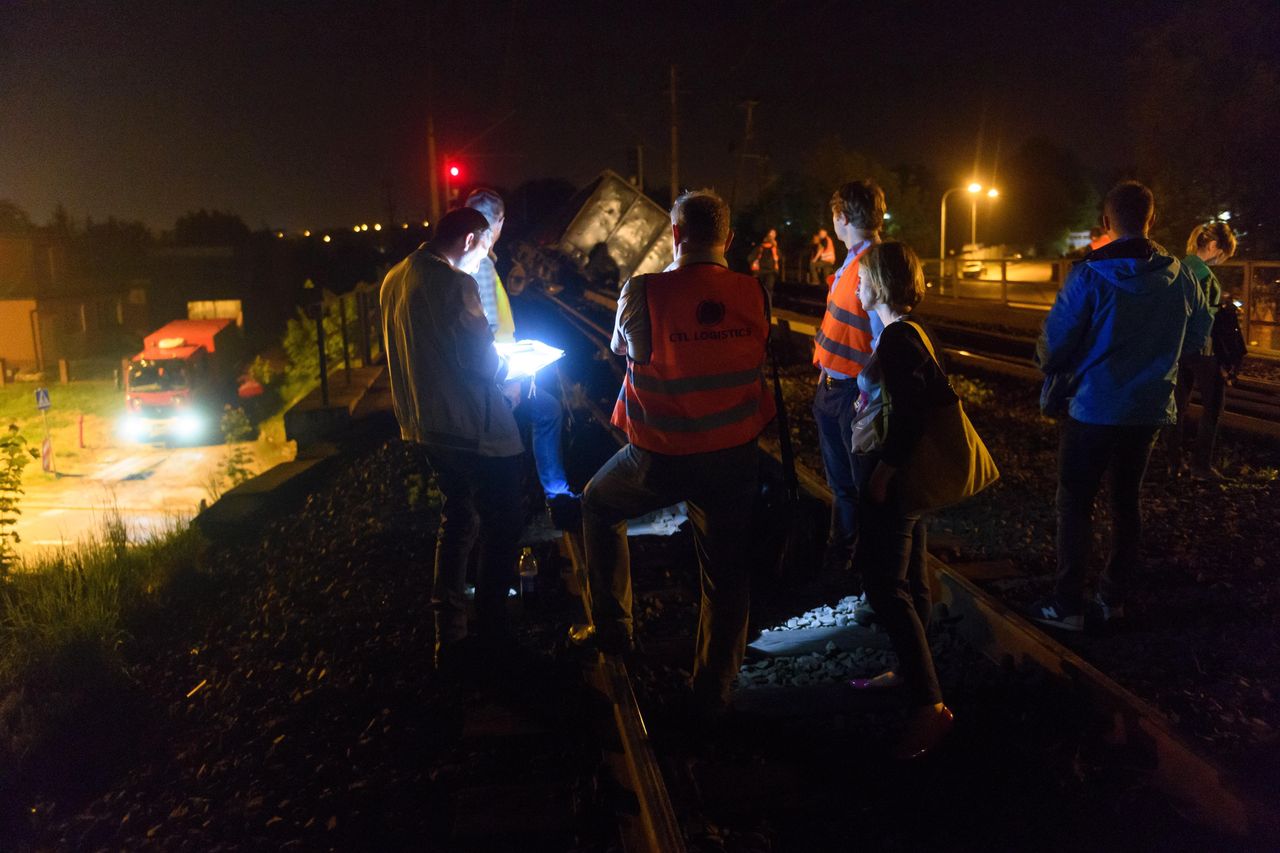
[972,187,1000,245]
[940,183,983,275]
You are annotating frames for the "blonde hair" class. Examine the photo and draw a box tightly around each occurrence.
[1186,221,1236,259]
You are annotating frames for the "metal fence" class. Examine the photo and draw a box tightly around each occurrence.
[920,258,1280,357]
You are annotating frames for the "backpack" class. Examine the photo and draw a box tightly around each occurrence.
[1211,298,1248,378]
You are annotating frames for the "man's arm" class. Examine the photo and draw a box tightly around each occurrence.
[1037,266,1094,374]
[448,273,503,381]
[471,255,501,333]
[612,275,652,363]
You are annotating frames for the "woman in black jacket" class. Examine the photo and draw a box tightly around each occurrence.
[851,241,955,759]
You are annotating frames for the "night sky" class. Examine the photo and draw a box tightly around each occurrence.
[1,0,1178,232]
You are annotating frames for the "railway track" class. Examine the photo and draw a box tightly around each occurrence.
[537,281,1279,847]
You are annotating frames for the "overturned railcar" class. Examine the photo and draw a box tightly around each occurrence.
[553,170,673,290]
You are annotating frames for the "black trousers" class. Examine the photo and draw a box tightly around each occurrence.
[423,446,524,647]
[1053,418,1159,608]
[582,440,758,705]
[853,452,941,708]
[1168,353,1226,471]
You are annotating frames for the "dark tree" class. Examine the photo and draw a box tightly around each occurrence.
[990,137,1098,256]
[1129,0,1280,255]
[172,209,251,246]
[0,201,32,235]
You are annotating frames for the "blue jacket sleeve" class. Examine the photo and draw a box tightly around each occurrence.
[1038,266,1094,374]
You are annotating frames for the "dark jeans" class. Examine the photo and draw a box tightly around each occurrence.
[1054,418,1159,608]
[755,271,777,298]
[424,447,524,647]
[513,378,571,497]
[582,440,758,705]
[1168,353,1226,471]
[813,377,860,566]
[853,452,940,708]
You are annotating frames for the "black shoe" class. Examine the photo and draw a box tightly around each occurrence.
[1087,592,1125,626]
[547,492,582,530]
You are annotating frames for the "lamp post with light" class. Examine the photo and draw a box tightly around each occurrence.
[940,182,999,283]
[971,187,999,245]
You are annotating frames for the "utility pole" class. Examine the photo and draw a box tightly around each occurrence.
[731,99,758,210]
[427,115,441,226]
[668,64,679,205]
[636,143,644,190]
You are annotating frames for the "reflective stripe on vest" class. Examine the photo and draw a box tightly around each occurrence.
[813,244,874,376]
[611,264,776,455]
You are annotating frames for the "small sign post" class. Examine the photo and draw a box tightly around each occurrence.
[34,387,55,475]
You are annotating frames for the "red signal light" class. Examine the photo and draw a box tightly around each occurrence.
[448,165,460,178]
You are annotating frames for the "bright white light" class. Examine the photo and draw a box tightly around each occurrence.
[1233,299,1243,308]
[1217,210,1232,221]
[373,223,382,231]
[987,188,999,198]
[884,212,892,221]
[173,412,204,440]
[495,339,566,381]
[303,230,311,237]
[360,224,369,232]
[967,182,982,193]
[323,235,331,243]
[118,415,149,443]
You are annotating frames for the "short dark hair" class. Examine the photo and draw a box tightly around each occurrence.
[830,180,886,233]
[465,188,505,227]
[1187,220,1236,258]
[861,241,925,313]
[671,189,730,245]
[1104,181,1155,235]
[432,207,490,248]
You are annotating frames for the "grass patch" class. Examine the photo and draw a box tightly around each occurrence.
[0,512,206,799]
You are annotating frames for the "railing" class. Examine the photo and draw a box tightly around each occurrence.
[917,258,1280,357]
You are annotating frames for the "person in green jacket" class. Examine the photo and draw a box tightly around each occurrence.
[1168,221,1237,479]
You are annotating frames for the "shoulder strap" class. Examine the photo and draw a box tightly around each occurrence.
[901,319,941,369]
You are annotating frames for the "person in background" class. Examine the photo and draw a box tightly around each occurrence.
[465,189,579,528]
[580,189,775,715]
[812,180,885,577]
[850,240,954,759]
[811,228,837,286]
[749,227,782,297]
[1168,221,1237,479]
[379,208,520,666]
[1032,181,1213,631]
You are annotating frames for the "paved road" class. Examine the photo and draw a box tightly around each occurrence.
[16,442,278,562]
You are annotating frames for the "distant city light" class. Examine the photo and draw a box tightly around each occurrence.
[353,225,360,232]
[323,235,331,242]
[360,224,369,231]
[373,223,382,231]
[276,231,284,238]
[422,220,430,227]
[1218,210,1232,221]
[987,188,1000,198]
[884,212,892,221]
[402,223,409,229]
[303,229,311,237]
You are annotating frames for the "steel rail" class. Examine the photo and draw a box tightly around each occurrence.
[546,282,1279,844]
[534,288,685,853]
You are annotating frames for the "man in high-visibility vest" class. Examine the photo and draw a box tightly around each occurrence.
[813,180,886,576]
[811,228,837,285]
[465,189,578,528]
[583,188,776,713]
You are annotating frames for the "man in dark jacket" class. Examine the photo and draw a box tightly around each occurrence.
[1032,181,1212,631]
[380,208,523,664]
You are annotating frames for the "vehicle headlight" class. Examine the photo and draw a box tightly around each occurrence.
[119,415,148,441]
[173,412,204,439]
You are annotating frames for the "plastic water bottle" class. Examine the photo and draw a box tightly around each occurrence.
[518,547,539,600]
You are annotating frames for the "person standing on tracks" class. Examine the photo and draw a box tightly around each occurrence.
[811,228,837,286]
[1032,181,1213,631]
[379,207,523,668]
[749,227,782,298]
[812,180,885,577]
[581,188,776,713]
[1166,221,1237,480]
[850,240,955,759]
[465,189,579,528]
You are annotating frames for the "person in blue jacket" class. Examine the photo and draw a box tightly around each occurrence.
[1032,181,1212,631]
